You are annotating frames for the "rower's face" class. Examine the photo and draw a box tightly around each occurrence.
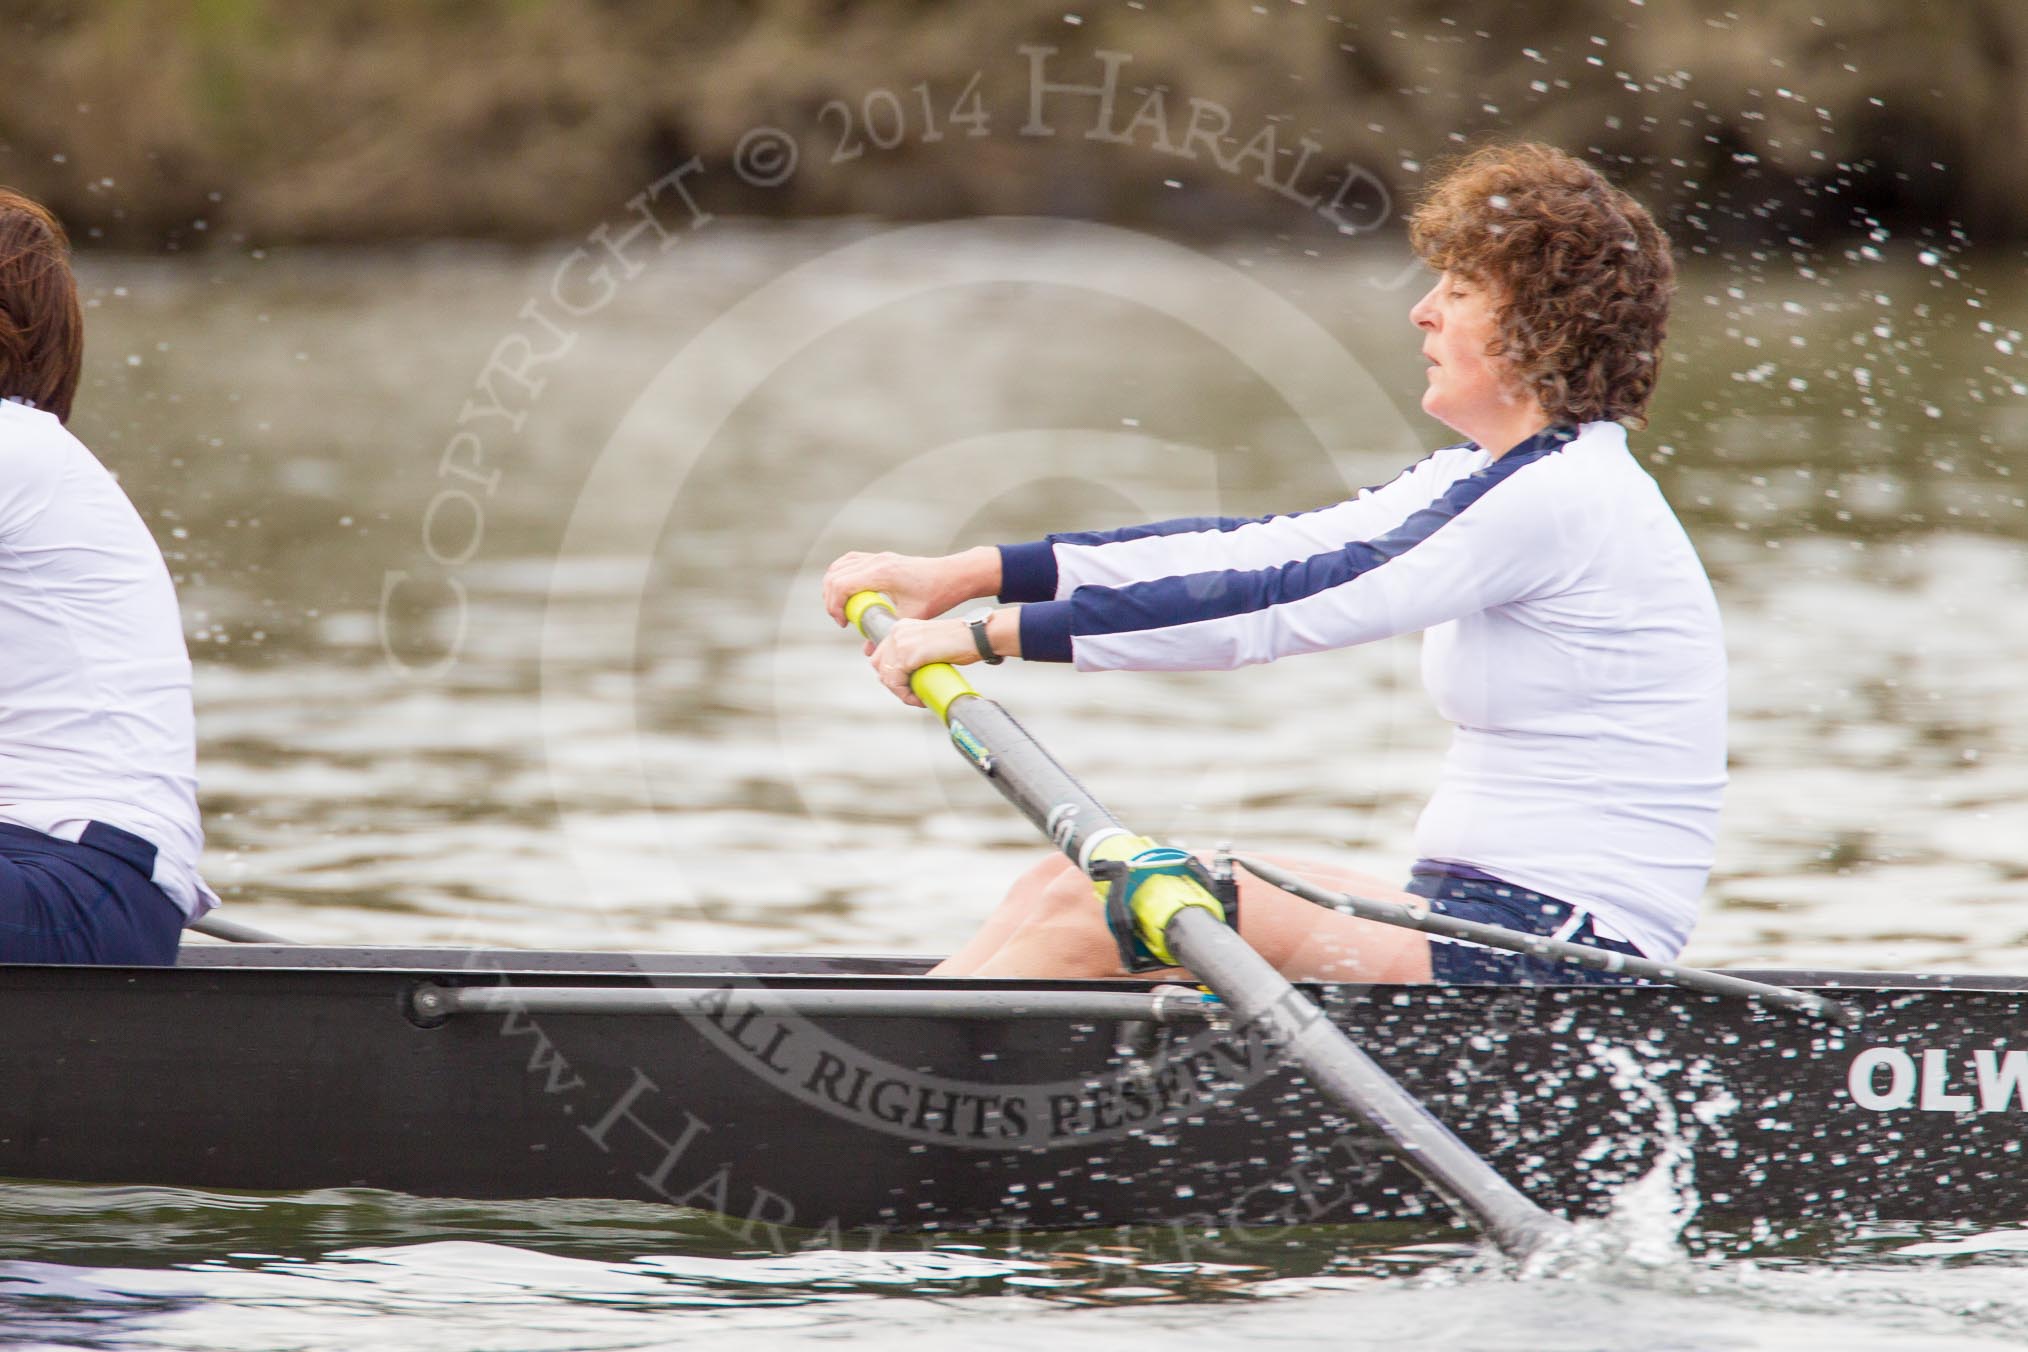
[1410,271,1522,437]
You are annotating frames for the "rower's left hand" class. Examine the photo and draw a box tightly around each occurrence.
[869,617,973,707]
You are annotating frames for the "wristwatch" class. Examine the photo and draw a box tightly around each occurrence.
[966,609,1004,664]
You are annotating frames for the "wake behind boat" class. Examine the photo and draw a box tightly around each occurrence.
[3,942,2019,1236]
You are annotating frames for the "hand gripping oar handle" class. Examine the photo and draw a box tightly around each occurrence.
[844,591,980,722]
[846,592,1222,967]
[844,590,1573,1257]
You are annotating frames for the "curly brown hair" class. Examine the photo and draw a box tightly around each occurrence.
[1408,143,1674,430]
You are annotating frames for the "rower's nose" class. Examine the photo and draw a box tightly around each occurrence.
[1410,281,1439,331]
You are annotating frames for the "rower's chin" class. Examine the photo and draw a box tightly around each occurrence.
[1420,384,1470,438]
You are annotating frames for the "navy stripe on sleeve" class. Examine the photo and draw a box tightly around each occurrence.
[1020,599,1076,663]
[1046,512,1284,549]
[1064,427,1573,645]
[997,541,1059,603]
[999,510,1337,606]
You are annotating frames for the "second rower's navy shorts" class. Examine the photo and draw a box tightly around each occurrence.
[1408,861,1647,986]
[0,821,184,966]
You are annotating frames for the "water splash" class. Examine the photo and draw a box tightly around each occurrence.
[1428,1037,1726,1284]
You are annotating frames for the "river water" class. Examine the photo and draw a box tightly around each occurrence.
[5,221,2027,1346]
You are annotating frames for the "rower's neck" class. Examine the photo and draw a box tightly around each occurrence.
[1480,414,1555,462]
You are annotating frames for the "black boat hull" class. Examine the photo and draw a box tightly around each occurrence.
[4,947,2022,1236]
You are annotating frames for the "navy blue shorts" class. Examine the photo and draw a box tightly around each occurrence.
[0,821,184,966]
[1408,861,1646,986]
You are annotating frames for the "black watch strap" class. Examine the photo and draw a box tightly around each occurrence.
[967,612,1004,664]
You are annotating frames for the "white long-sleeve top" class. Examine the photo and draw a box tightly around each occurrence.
[996,421,1726,958]
[0,399,215,919]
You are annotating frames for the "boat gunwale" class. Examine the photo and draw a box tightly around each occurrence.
[116,943,2028,994]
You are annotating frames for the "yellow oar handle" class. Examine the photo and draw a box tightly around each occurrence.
[841,589,895,635]
[844,590,979,725]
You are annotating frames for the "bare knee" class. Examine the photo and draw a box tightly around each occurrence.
[1011,851,1079,888]
[996,852,1079,909]
[983,862,1109,956]
[970,862,1119,976]
[1027,859,1102,921]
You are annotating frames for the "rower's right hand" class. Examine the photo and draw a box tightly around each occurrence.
[822,549,992,628]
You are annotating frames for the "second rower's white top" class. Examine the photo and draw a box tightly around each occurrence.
[0,399,215,919]
[997,421,1727,959]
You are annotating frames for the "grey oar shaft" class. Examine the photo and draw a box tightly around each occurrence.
[189,914,296,945]
[1237,856,1853,1026]
[853,598,1570,1257]
[948,698,1127,864]
[1164,908,1571,1257]
[860,605,1130,870]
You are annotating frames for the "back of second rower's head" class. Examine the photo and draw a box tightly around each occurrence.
[0,187,83,425]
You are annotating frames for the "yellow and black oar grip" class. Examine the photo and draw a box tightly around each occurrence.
[1088,836,1231,969]
[844,590,979,725]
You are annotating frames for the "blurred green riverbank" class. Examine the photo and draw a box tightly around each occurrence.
[1,0,2020,248]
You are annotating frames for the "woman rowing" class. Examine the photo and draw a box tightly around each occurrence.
[0,188,214,964]
[823,142,1724,985]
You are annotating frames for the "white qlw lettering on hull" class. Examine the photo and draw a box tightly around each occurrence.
[1847,1046,2028,1113]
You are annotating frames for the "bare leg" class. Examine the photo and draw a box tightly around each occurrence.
[931,853,1069,974]
[931,851,1433,984]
